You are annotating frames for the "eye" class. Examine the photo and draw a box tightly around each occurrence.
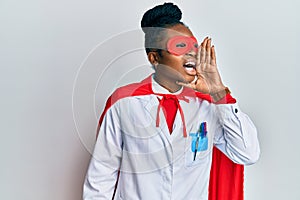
[176,43,186,48]
[194,43,199,48]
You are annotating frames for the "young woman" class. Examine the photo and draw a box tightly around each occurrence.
[83,3,260,200]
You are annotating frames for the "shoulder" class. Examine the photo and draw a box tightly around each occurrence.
[108,75,153,105]
[98,76,153,126]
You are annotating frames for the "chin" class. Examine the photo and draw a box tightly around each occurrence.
[184,75,196,83]
[172,71,195,83]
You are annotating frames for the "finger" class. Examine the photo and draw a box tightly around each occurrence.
[199,46,206,64]
[211,45,216,66]
[196,46,201,66]
[176,81,196,90]
[196,46,206,74]
[199,37,208,64]
[201,37,208,49]
[196,37,209,72]
[201,36,209,46]
[205,38,211,63]
[206,38,211,49]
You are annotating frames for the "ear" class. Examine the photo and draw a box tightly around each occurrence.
[147,52,159,67]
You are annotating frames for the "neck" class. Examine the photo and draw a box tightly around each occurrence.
[153,73,182,93]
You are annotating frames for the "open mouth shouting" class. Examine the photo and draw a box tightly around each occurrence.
[183,60,197,76]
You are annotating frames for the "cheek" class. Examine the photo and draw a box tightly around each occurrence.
[161,54,183,67]
[170,58,183,69]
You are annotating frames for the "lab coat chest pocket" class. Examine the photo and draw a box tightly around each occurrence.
[184,131,213,167]
[185,143,210,167]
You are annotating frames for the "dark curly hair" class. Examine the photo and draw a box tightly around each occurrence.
[141,2,187,56]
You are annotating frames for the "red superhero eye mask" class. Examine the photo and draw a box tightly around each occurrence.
[167,36,198,56]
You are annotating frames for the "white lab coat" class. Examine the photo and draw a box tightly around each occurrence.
[83,76,260,200]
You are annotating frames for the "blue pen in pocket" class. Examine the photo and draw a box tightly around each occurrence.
[189,122,208,161]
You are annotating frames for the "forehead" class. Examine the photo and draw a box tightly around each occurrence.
[165,24,194,38]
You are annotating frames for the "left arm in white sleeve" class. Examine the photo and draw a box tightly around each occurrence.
[83,105,123,199]
[213,103,260,165]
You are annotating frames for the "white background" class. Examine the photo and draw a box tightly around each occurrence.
[1,0,299,199]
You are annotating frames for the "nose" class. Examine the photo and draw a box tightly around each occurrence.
[185,49,197,57]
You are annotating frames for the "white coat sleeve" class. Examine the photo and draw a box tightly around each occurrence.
[83,105,122,199]
[213,103,260,165]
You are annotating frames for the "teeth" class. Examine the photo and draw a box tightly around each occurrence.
[185,67,195,72]
[184,61,196,67]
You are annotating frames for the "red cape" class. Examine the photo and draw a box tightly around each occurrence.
[97,76,244,200]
